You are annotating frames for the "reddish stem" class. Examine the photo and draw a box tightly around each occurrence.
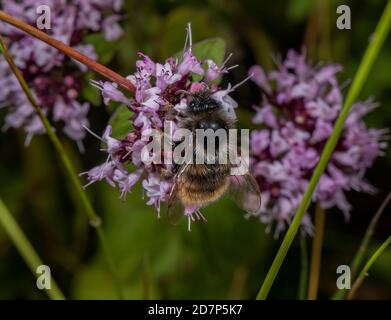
[0,10,135,93]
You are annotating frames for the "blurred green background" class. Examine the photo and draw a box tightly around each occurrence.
[0,0,390,299]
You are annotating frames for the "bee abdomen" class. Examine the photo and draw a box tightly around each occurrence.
[178,164,230,206]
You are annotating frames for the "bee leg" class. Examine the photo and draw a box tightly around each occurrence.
[163,103,180,120]
[163,102,173,111]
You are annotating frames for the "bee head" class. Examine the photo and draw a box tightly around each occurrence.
[197,120,225,131]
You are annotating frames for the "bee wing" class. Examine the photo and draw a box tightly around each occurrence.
[227,174,261,214]
[167,180,185,225]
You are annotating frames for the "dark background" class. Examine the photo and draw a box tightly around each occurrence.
[0,0,390,299]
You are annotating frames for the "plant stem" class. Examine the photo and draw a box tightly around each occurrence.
[0,198,65,300]
[228,267,248,300]
[308,204,325,300]
[318,0,332,61]
[0,36,125,299]
[0,10,135,93]
[347,234,391,300]
[304,0,331,60]
[350,193,391,279]
[332,191,391,300]
[256,0,391,300]
[297,235,309,300]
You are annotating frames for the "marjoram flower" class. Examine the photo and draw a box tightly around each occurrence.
[82,24,242,229]
[249,50,388,237]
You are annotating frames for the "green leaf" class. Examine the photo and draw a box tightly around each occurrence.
[159,7,227,60]
[174,37,226,65]
[109,105,133,139]
[191,37,226,66]
[174,38,227,83]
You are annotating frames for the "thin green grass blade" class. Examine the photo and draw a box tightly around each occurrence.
[348,235,391,299]
[0,36,125,299]
[0,198,65,300]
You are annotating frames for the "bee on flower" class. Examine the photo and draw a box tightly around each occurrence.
[83,24,262,230]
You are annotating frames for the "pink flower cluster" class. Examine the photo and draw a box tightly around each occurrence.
[249,50,388,237]
[82,25,239,217]
[0,0,123,146]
